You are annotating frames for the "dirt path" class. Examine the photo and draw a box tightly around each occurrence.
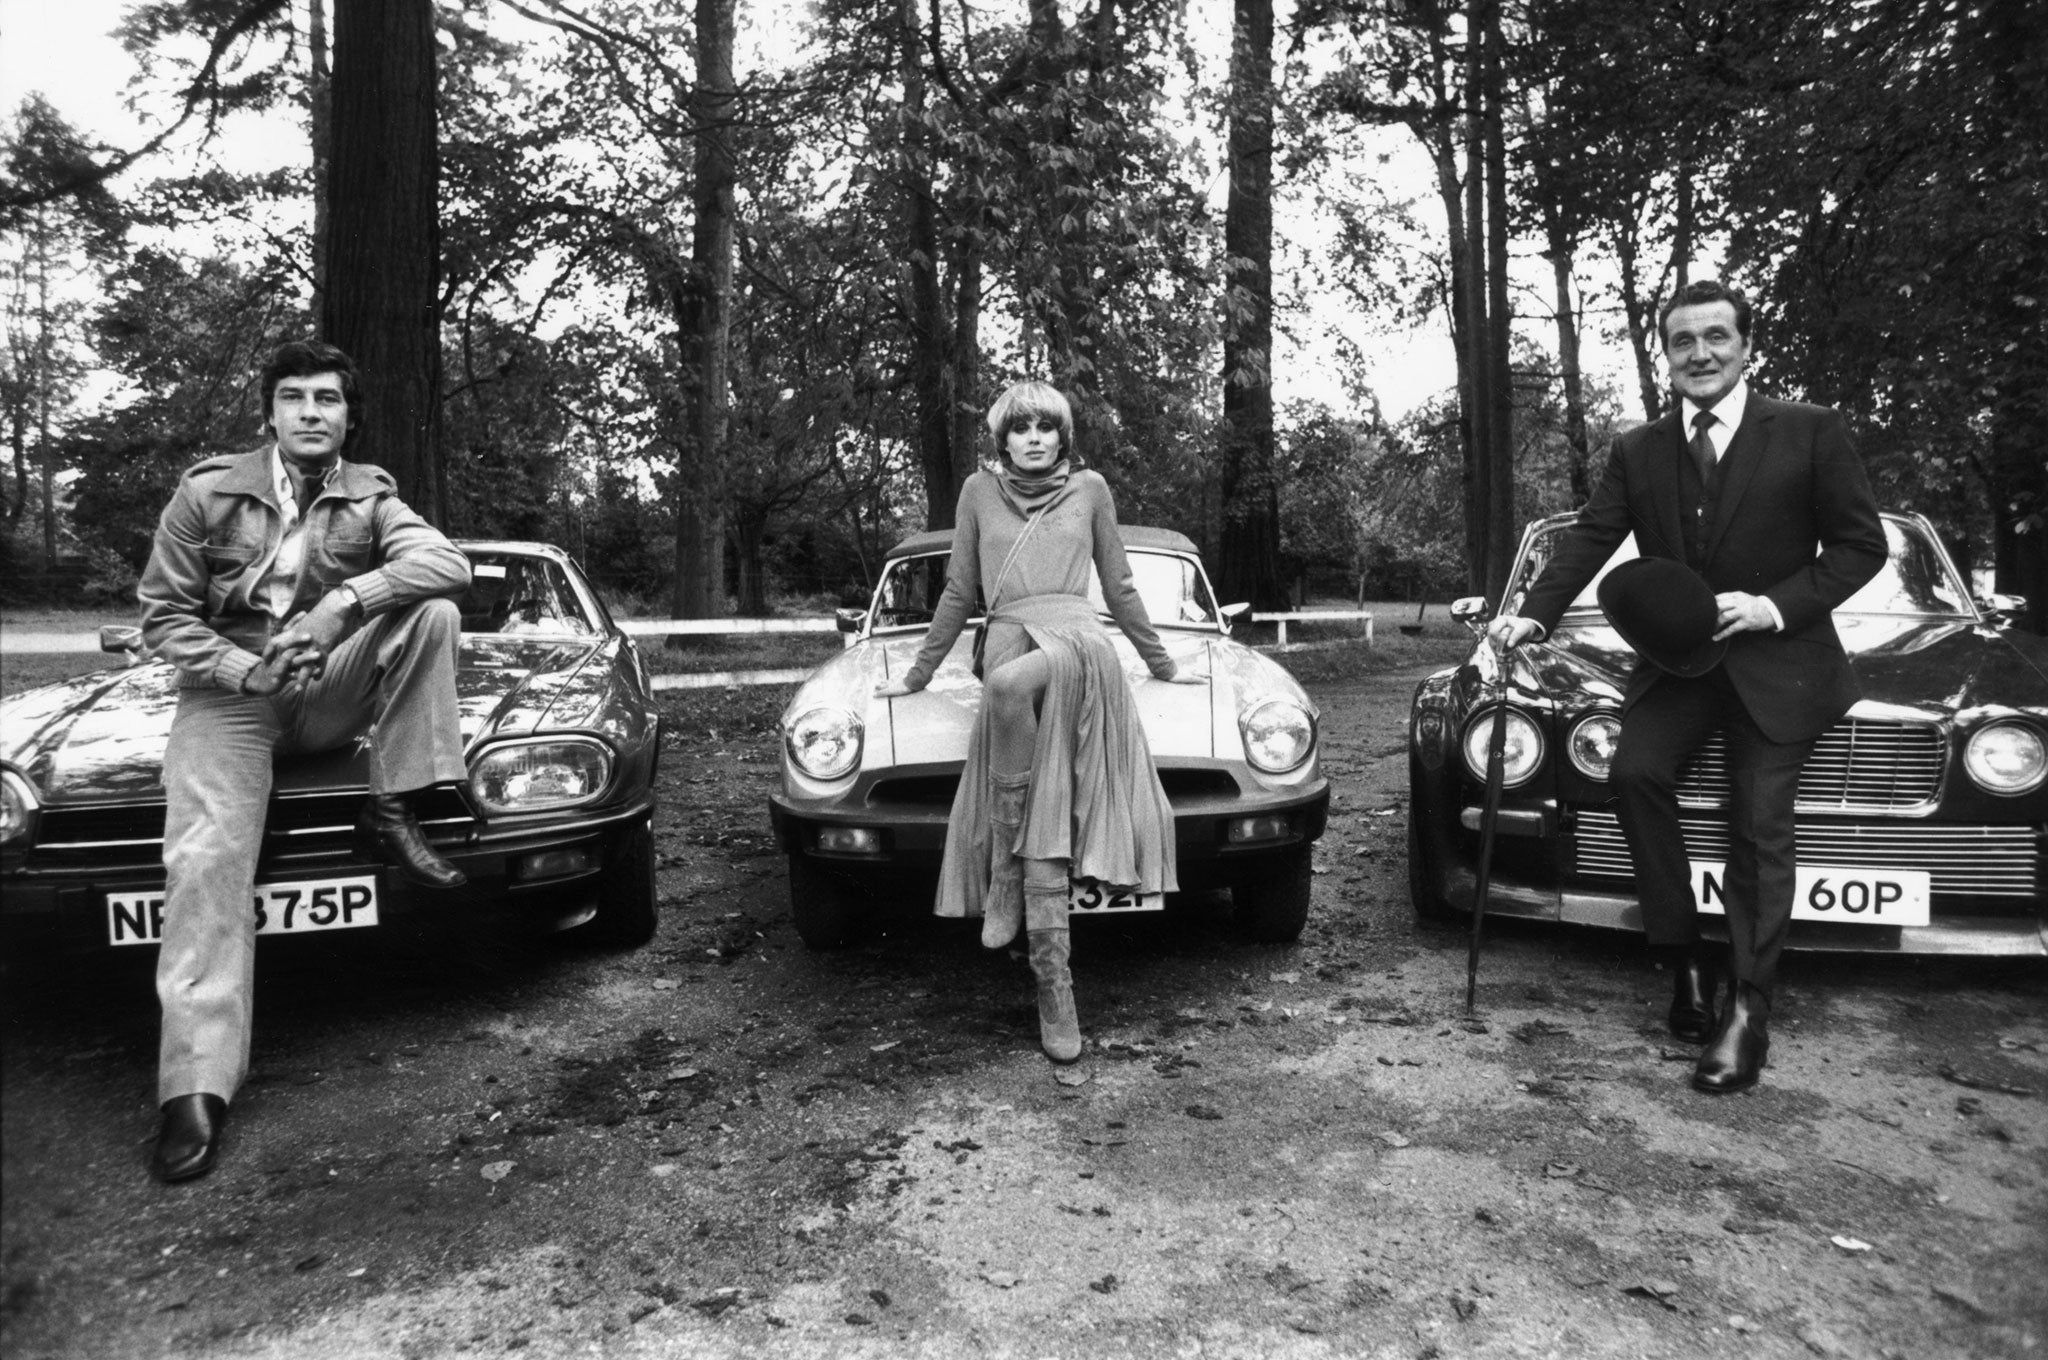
[3,664,2043,1360]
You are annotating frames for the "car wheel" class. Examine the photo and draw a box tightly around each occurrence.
[1407,794,1461,926]
[788,855,867,950]
[1231,846,1312,943]
[582,815,659,948]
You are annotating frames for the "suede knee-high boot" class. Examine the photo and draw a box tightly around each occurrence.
[982,771,1031,949]
[1024,859,1080,1063]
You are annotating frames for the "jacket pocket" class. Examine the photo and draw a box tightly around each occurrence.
[201,537,262,570]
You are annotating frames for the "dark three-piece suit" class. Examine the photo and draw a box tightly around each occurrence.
[1519,392,1888,995]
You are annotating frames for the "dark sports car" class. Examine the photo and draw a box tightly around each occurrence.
[1408,510,2047,956]
[0,542,661,954]
[768,526,1330,948]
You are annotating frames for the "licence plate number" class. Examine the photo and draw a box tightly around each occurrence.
[1689,862,1930,927]
[1068,878,1162,914]
[107,876,381,947]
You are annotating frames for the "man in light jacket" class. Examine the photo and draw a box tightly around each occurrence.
[138,340,472,1182]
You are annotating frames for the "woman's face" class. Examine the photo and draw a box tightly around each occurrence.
[1004,413,1062,473]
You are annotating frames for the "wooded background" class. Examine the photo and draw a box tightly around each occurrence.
[2,0,2042,629]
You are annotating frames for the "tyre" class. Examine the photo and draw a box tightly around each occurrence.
[1231,845,1312,943]
[582,815,659,947]
[1407,793,1461,926]
[788,854,866,950]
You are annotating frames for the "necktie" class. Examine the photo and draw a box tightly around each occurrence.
[1689,411,1717,485]
[294,469,325,518]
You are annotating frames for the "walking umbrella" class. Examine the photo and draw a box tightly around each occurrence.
[1465,639,1517,1015]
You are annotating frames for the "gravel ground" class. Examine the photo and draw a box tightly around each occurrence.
[2,661,2043,1360]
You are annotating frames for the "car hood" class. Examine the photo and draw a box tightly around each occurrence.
[1519,613,2048,719]
[0,636,621,806]
[786,626,1314,771]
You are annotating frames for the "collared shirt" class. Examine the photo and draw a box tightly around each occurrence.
[261,447,336,620]
[1680,378,1749,464]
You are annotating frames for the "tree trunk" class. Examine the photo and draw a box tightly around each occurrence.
[672,0,737,619]
[1614,227,1664,421]
[1481,0,1514,602]
[321,0,442,522]
[949,240,983,487]
[1549,242,1591,503]
[35,208,54,571]
[1459,0,1491,597]
[731,510,768,616]
[1217,0,1284,611]
[309,0,331,314]
[899,0,955,530]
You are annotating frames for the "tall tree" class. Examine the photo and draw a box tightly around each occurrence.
[321,0,444,521]
[1216,0,1285,609]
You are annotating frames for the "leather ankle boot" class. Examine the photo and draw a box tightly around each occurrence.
[151,1093,227,1183]
[1027,928,1082,1063]
[982,772,1030,949]
[354,792,467,889]
[1667,947,1721,1044]
[1694,984,1770,1094]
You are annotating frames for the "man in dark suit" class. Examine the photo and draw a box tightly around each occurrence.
[1489,280,1887,1094]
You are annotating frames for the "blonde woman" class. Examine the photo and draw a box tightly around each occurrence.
[876,382,1200,1061]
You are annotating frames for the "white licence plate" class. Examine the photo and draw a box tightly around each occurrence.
[1068,878,1162,914]
[1689,861,1930,928]
[107,875,381,947]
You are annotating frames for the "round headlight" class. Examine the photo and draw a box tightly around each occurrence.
[1460,706,1545,788]
[1241,698,1315,774]
[469,738,614,813]
[786,706,863,781]
[1567,712,1621,781]
[1963,721,2046,796]
[0,767,39,846]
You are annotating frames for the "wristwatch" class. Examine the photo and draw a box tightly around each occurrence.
[335,584,364,618]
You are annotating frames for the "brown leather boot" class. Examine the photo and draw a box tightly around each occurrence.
[982,771,1030,949]
[1027,927,1082,1063]
[354,792,467,889]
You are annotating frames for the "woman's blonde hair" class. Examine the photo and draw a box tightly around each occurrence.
[985,381,1076,465]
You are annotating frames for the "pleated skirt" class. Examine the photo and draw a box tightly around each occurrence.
[932,592,1178,920]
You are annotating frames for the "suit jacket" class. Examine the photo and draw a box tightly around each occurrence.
[138,445,471,694]
[1520,393,1887,744]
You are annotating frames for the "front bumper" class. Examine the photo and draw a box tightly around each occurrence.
[1,794,657,951]
[771,762,1329,885]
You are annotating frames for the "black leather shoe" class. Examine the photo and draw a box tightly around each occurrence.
[354,793,467,888]
[151,1093,227,1183]
[1693,985,1770,1094]
[1668,949,1720,1044]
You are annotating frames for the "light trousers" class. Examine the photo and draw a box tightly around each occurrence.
[156,599,467,1104]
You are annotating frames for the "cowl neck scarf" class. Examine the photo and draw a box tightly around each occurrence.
[993,457,1072,516]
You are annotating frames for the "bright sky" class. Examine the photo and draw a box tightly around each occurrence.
[0,0,1630,422]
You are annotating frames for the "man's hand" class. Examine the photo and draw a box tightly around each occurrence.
[1486,616,1542,652]
[1161,665,1206,685]
[242,639,316,696]
[296,588,360,655]
[1712,591,1777,641]
[874,678,917,698]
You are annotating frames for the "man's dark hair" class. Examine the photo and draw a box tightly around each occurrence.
[1658,279,1754,348]
[260,340,364,447]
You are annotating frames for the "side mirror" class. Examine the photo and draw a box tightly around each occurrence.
[1218,602,1252,637]
[1978,593,2029,625]
[834,607,867,636]
[1449,596,1491,626]
[99,625,145,664]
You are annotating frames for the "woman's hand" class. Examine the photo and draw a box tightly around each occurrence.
[873,678,917,698]
[1161,665,1206,685]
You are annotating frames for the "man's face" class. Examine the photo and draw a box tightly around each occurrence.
[271,371,351,465]
[1664,300,1750,408]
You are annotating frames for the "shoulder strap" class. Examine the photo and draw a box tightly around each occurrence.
[985,479,1077,613]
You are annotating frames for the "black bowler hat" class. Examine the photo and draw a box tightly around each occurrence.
[1596,557,1728,677]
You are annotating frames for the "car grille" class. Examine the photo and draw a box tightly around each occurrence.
[1573,809,2040,899]
[1676,718,1945,812]
[864,768,1243,807]
[31,788,477,859]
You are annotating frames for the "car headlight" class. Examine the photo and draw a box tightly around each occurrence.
[0,767,39,846]
[469,738,614,813]
[1460,706,1545,788]
[1241,698,1315,774]
[786,706,863,781]
[1963,721,2046,796]
[1566,712,1621,781]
